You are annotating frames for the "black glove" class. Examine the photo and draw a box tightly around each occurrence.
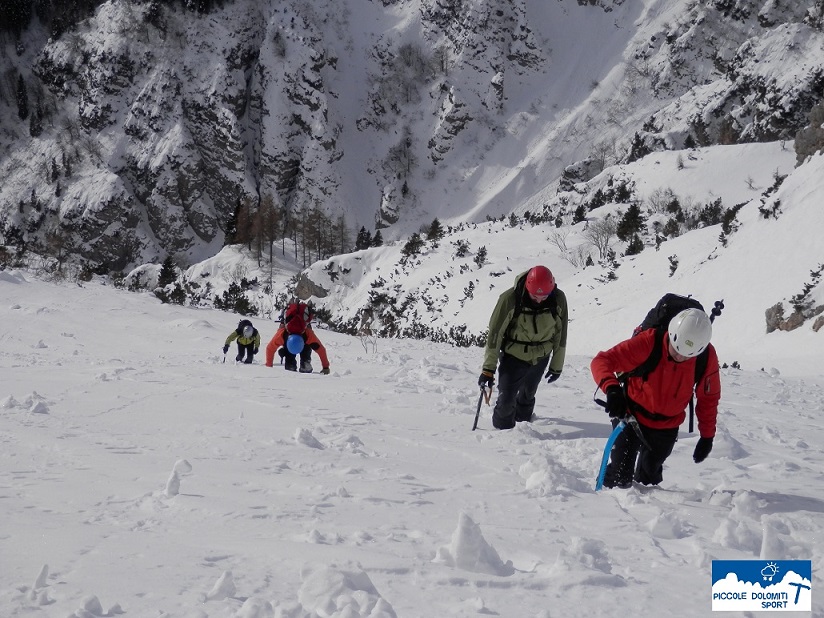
[253,348,259,355]
[604,386,627,419]
[320,367,330,375]
[693,437,714,463]
[222,345,229,354]
[478,370,495,388]
[545,369,561,384]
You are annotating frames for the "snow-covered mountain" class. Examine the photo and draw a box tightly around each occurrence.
[2,0,823,269]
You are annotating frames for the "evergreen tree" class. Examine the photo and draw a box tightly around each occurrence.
[1,0,32,35]
[474,246,488,269]
[624,233,644,256]
[626,132,651,163]
[400,233,424,258]
[698,197,724,226]
[662,218,680,238]
[214,282,257,316]
[588,188,607,211]
[157,255,177,287]
[355,226,372,250]
[62,151,72,178]
[168,283,187,306]
[616,203,646,241]
[16,74,28,121]
[145,0,163,28]
[372,230,384,247]
[29,100,43,137]
[426,218,445,241]
[794,98,824,164]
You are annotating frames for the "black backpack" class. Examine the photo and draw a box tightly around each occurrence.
[236,319,254,336]
[621,293,722,432]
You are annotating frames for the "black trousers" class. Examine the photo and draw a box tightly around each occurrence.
[280,345,312,370]
[491,353,550,429]
[235,342,255,364]
[603,419,679,487]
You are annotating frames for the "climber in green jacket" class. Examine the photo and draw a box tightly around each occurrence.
[479,266,568,429]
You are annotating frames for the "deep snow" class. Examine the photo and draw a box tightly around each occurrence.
[1,270,822,617]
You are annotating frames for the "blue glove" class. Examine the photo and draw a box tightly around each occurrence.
[545,369,561,384]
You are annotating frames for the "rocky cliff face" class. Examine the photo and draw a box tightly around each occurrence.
[1,0,822,270]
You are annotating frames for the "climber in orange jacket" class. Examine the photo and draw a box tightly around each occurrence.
[264,301,330,374]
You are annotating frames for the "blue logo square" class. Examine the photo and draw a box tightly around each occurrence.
[712,560,811,612]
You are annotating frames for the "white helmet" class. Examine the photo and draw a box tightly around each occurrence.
[668,309,712,358]
[243,325,254,339]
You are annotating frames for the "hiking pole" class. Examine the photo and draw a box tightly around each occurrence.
[472,386,492,431]
[710,299,724,323]
[688,299,724,432]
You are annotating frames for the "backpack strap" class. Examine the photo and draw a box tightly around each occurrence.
[622,326,665,382]
[502,279,558,352]
[502,280,526,348]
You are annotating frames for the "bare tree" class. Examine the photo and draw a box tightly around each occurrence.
[386,125,416,180]
[569,245,593,268]
[550,230,569,254]
[357,307,378,353]
[251,199,263,266]
[45,225,71,274]
[234,197,254,248]
[259,193,281,289]
[582,216,617,260]
[229,263,248,285]
[333,213,351,254]
[647,187,677,214]
[590,138,618,173]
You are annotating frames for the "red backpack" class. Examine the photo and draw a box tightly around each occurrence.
[283,302,313,334]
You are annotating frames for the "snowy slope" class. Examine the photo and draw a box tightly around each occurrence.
[1,269,822,617]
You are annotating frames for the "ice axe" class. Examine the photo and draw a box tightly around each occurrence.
[472,386,492,431]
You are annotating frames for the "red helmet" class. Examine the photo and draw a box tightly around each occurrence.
[525,266,555,298]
